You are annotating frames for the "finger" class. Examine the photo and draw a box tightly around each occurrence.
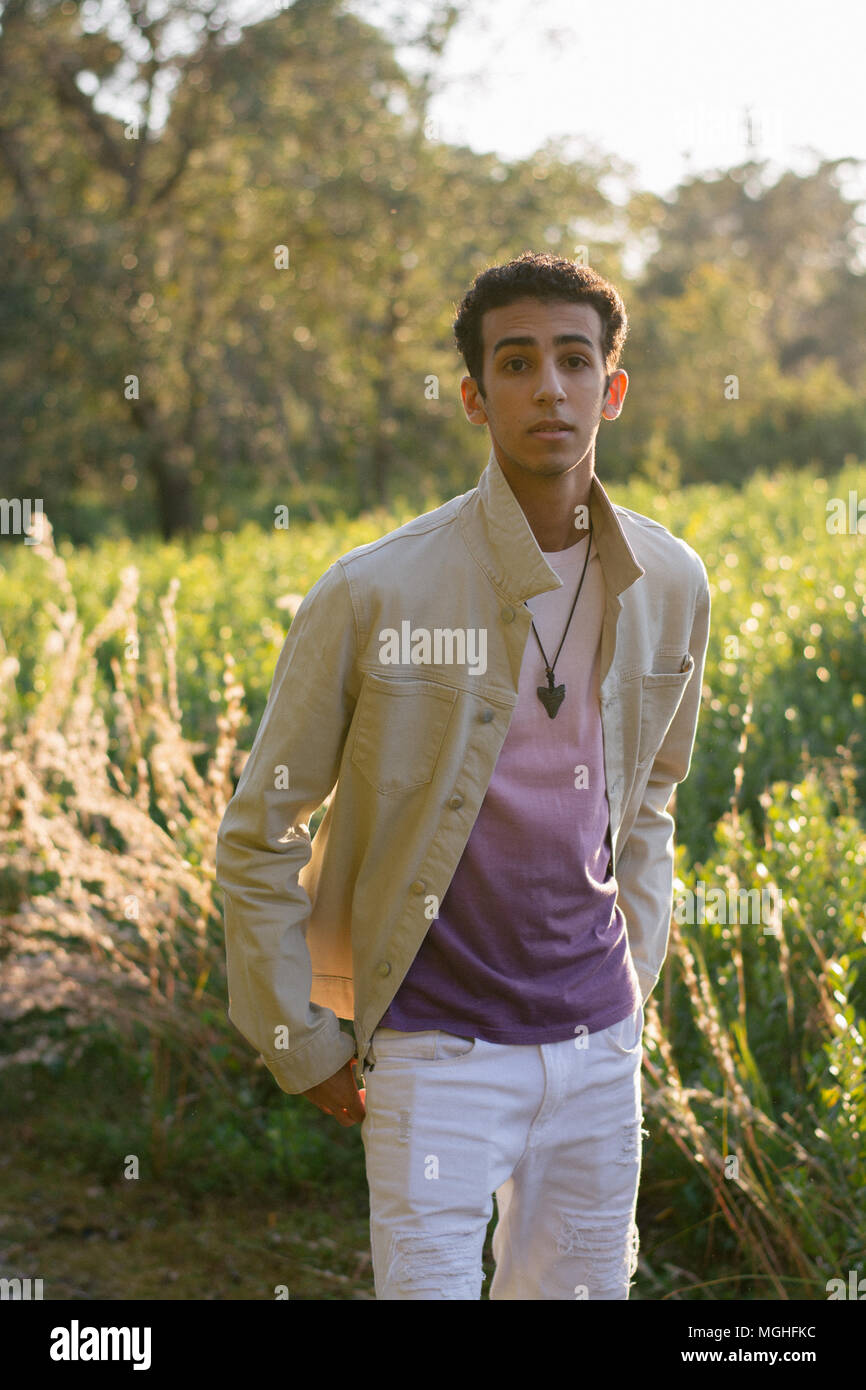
[341,1096,367,1123]
[345,1091,366,1120]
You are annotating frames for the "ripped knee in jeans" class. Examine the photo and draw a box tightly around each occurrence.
[558,1217,640,1299]
[385,1229,482,1300]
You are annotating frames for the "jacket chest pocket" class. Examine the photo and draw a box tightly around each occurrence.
[350,673,458,795]
[636,656,694,767]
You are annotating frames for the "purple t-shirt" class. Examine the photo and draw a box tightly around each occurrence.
[380,531,641,1043]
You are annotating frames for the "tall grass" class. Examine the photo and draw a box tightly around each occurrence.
[0,516,250,1172]
[644,749,866,1297]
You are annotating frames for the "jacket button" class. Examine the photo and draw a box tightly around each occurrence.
[480,708,494,723]
[410,879,426,894]
[376,961,392,978]
[448,794,463,809]
[501,606,516,623]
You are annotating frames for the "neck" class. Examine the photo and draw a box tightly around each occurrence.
[494,447,594,552]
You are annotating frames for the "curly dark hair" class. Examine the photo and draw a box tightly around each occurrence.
[452,252,629,397]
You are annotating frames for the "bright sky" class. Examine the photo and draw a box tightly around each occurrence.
[85,0,866,274]
[375,0,866,209]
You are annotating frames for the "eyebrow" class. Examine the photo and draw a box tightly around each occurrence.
[491,333,598,358]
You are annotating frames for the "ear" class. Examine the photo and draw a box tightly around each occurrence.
[602,368,628,420]
[461,376,488,425]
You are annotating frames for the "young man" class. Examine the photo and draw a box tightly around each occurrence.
[216,252,710,1300]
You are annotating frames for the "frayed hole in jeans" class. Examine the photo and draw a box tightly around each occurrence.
[555,1217,640,1296]
[387,1230,479,1298]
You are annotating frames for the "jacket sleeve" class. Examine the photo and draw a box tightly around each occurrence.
[615,560,711,1004]
[215,561,359,1094]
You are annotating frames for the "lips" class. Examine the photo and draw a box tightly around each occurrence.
[530,421,573,432]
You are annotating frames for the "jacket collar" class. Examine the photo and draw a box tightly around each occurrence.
[460,444,645,604]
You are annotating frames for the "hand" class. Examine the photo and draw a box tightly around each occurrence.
[301,1057,366,1127]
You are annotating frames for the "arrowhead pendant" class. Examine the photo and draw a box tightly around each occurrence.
[537,681,566,718]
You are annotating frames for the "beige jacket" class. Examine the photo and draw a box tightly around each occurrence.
[215,447,710,1094]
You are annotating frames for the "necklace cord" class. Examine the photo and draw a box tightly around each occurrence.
[529,518,593,679]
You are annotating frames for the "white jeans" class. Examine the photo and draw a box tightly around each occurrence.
[360,1002,644,1300]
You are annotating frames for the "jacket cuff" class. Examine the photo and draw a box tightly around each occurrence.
[262,1023,356,1096]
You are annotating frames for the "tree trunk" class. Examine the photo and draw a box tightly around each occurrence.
[129,398,197,538]
[148,449,197,539]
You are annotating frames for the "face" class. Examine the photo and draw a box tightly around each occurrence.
[460,297,628,481]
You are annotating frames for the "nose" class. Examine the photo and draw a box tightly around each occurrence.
[532,358,566,404]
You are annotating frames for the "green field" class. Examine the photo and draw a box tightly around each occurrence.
[1,460,864,1300]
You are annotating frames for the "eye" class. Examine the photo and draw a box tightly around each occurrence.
[566,356,588,369]
[503,357,528,373]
